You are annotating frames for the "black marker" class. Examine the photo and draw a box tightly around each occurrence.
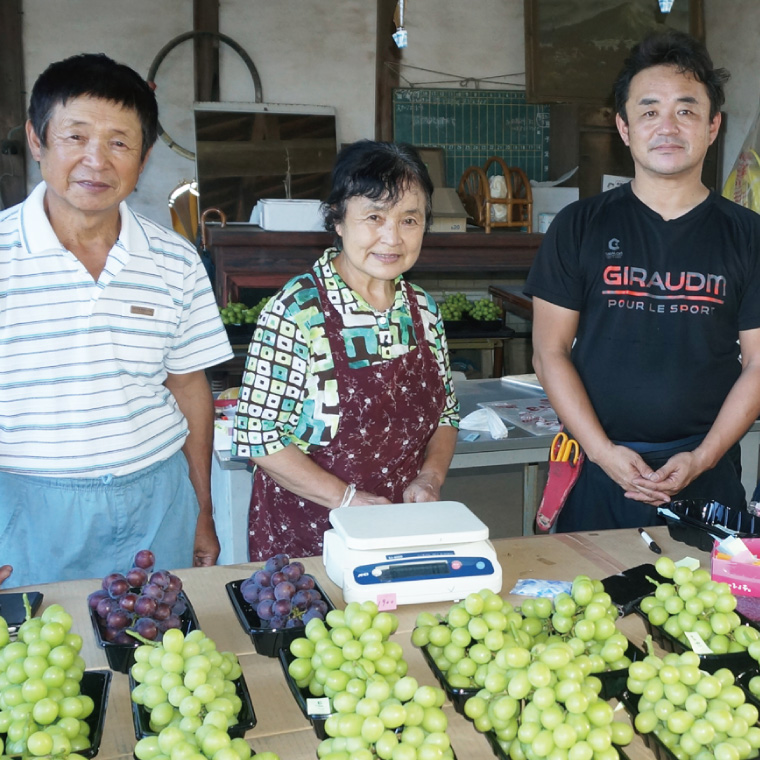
[638,528,662,554]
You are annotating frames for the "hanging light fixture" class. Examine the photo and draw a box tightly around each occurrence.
[392,0,408,48]
[659,0,675,12]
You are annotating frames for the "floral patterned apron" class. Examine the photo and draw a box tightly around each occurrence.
[247,278,446,560]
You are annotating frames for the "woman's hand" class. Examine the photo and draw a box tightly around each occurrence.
[0,565,13,586]
[403,472,442,503]
[350,490,392,506]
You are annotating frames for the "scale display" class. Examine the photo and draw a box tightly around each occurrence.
[352,555,495,586]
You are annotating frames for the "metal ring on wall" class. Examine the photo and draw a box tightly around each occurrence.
[147,30,263,161]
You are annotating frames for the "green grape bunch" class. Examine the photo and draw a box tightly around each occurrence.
[639,556,758,654]
[437,292,502,323]
[627,644,760,760]
[0,601,95,759]
[218,296,271,326]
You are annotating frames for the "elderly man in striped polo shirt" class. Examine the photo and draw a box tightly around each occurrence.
[0,54,233,588]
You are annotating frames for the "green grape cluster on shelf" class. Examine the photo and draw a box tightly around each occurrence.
[218,297,272,326]
[286,602,455,760]
[627,644,760,760]
[438,293,501,322]
[0,602,94,760]
[640,556,759,654]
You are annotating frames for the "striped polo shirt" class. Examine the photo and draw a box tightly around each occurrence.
[0,182,233,477]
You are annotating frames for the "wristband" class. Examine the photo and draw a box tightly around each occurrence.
[340,483,356,508]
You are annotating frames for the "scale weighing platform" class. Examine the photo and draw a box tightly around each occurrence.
[323,501,502,605]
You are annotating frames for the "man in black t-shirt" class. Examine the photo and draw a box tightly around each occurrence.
[525,30,760,531]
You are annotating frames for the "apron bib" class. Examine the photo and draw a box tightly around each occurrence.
[248,278,445,560]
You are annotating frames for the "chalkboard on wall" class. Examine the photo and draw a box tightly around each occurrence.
[393,88,551,187]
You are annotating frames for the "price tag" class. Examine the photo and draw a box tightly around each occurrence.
[377,593,397,611]
[684,631,713,655]
[306,697,332,716]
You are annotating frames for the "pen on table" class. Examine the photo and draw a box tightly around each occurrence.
[638,527,662,554]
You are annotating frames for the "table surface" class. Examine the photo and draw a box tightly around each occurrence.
[5,525,711,760]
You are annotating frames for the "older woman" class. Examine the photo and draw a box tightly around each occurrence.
[232,140,460,560]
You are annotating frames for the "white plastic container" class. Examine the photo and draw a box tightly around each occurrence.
[250,199,325,232]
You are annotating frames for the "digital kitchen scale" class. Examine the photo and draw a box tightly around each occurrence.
[322,501,502,605]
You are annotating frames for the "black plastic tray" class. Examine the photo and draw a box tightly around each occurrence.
[0,591,43,633]
[602,564,668,617]
[7,669,113,759]
[89,592,199,673]
[662,498,760,552]
[444,319,514,338]
[226,578,335,658]
[484,728,631,760]
[634,601,758,673]
[129,671,255,739]
[420,643,477,715]
[277,646,334,739]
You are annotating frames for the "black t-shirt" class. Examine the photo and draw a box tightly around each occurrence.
[525,183,760,442]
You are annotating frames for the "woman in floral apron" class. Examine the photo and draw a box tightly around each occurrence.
[233,140,460,560]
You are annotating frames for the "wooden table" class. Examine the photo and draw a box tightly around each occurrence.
[5,525,709,760]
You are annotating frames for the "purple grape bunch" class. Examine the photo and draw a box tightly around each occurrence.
[240,553,329,629]
[87,549,186,644]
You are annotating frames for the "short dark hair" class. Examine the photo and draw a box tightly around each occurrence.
[28,53,158,161]
[322,140,434,237]
[614,30,729,123]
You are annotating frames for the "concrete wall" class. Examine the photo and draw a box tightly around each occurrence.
[21,1,760,227]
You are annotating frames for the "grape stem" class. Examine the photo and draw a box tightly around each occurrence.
[125,629,160,646]
[22,593,31,623]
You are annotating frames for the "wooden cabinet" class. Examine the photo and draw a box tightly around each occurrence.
[207,225,543,306]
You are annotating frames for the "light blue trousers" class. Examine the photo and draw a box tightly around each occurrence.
[0,451,199,588]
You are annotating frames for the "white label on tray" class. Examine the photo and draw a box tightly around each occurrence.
[307,697,332,715]
[684,631,713,654]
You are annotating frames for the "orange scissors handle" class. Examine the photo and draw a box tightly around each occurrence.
[550,432,580,464]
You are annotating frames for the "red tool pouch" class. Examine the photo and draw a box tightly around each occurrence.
[535,451,585,532]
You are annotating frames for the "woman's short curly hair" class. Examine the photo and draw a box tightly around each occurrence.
[322,140,434,240]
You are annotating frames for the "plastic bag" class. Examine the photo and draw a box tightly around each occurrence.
[459,406,511,439]
[723,102,760,214]
[489,175,507,222]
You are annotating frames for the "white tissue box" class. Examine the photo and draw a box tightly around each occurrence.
[250,199,325,232]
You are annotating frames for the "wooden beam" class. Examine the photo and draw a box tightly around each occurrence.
[0,0,27,209]
[194,0,220,103]
[375,0,401,141]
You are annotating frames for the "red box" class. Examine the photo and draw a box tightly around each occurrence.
[711,538,760,597]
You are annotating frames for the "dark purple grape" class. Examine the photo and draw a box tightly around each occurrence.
[274,581,296,601]
[110,630,134,645]
[166,573,183,593]
[125,567,148,588]
[102,572,126,591]
[153,602,172,621]
[134,550,155,570]
[172,599,187,617]
[108,577,130,599]
[149,570,171,589]
[240,579,260,604]
[162,589,178,606]
[311,600,328,616]
[273,599,291,617]
[133,617,158,640]
[295,575,315,591]
[289,561,305,575]
[270,571,286,587]
[302,608,325,624]
[252,569,271,587]
[285,618,305,629]
[106,610,132,631]
[101,627,121,642]
[88,589,109,610]
[307,589,321,602]
[158,614,181,632]
[282,564,303,583]
[120,592,139,613]
[141,583,164,601]
[292,590,311,611]
[264,553,288,572]
[96,597,117,620]
[258,586,275,602]
[268,615,287,629]
[256,600,274,620]
[133,595,158,618]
